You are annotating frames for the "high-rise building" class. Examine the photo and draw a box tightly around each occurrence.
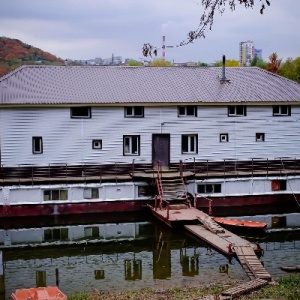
[239,40,255,66]
[254,48,263,60]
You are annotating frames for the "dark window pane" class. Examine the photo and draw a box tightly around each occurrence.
[228,106,235,115]
[132,136,139,154]
[236,106,244,115]
[91,188,99,199]
[273,106,279,114]
[198,185,205,193]
[206,184,213,193]
[92,227,100,237]
[44,229,52,241]
[52,190,59,200]
[134,107,143,116]
[53,229,61,240]
[71,107,91,118]
[190,136,195,152]
[182,136,188,152]
[281,106,288,115]
[126,107,133,116]
[186,106,195,116]
[215,184,221,193]
[178,106,185,115]
[279,180,286,190]
[44,190,51,201]
[61,228,68,240]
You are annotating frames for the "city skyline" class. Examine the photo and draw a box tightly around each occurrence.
[0,1,299,64]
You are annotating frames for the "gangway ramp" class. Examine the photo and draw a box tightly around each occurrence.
[185,221,271,281]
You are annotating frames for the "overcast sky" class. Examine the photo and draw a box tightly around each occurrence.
[0,0,299,64]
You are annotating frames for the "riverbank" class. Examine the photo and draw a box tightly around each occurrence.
[68,274,300,299]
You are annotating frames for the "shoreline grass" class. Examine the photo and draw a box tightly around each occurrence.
[68,274,300,300]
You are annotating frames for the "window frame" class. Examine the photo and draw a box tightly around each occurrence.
[197,183,222,194]
[124,106,144,118]
[256,133,265,142]
[123,135,140,156]
[181,134,198,154]
[228,105,247,117]
[92,139,102,149]
[220,133,229,142]
[273,105,291,116]
[271,180,287,191]
[32,136,43,154]
[83,188,99,199]
[43,189,68,201]
[177,105,197,117]
[70,107,91,118]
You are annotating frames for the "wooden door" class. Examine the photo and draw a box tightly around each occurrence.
[152,134,170,168]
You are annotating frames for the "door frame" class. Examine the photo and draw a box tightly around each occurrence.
[152,133,170,168]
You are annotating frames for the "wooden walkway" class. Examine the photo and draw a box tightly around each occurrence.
[221,278,269,299]
[149,203,271,281]
[185,215,271,281]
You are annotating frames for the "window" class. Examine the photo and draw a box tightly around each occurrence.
[198,184,222,194]
[220,133,229,142]
[44,228,68,241]
[92,139,102,149]
[256,133,265,142]
[70,107,91,118]
[138,186,149,197]
[178,106,197,117]
[84,188,99,199]
[123,135,140,155]
[125,106,144,118]
[84,226,100,238]
[44,189,68,201]
[182,134,198,154]
[32,136,43,154]
[271,180,286,191]
[94,270,105,280]
[273,105,291,116]
[228,106,246,116]
[271,216,286,228]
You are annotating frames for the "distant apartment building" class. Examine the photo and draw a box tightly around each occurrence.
[239,40,255,66]
[254,48,263,60]
[239,41,263,66]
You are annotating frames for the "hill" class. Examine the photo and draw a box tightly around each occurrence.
[0,37,64,77]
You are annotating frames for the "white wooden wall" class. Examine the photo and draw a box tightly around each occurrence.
[1,105,300,166]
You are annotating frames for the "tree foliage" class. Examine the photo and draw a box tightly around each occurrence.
[0,37,64,77]
[279,57,300,83]
[214,59,240,67]
[149,59,173,67]
[143,0,271,57]
[267,52,281,74]
[251,55,267,69]
[127,59,143,66]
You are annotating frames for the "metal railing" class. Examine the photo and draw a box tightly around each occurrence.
[1,157,300,186]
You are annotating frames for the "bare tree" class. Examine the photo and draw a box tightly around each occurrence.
[142,0,270,57]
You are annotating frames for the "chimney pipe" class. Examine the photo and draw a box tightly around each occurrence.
[222,55,226,80]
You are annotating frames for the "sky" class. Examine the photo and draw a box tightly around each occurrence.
[0,0,299,64]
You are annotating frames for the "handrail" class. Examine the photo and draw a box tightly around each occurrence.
[155,160,164,208]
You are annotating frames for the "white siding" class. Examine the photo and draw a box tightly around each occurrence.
[194,176,300,197]
[1,105,300,166]
[0,182,145,205]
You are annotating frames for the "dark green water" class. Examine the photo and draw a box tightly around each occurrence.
[0,215,299,300]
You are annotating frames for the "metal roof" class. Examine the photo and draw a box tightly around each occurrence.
[0,65,300,105]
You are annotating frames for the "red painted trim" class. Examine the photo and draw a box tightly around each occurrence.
[0,193,299,218]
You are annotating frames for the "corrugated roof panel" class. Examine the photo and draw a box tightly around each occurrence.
[0,65,300,105]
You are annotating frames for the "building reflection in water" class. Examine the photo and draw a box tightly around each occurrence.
[0,219,299,300]
[124,258,142,280]
[180,245,199,277]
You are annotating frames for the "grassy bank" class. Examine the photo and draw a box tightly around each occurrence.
[68,274,300,299]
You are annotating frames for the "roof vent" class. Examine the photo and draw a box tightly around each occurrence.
[220,55,230,83]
